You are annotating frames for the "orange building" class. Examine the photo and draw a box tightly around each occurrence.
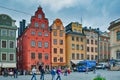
[50,18,66,68]
[17,6,51,71]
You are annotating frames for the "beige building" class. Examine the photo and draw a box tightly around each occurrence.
[108,18,120,59]
[83,27,98,60]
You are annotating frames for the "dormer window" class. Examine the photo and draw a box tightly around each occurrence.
[38,14,42,19]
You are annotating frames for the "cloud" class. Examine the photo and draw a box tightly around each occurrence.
[39,0,93,12]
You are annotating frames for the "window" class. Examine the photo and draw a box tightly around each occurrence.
[87,39,89,44]
[116,51,120,59]
[9,30,15,36]
[81,38,83,42]
[60,40,63,45]
[54,31,57,36]
[91,40,93,44]
[81,54,84,59]
[1,29,7,36]
[31,31,35,35]
[2,53,6,61]
[44,42,48,48]
[77,54,79,59]
[74,29,76,32]
[72,53,75,59]
[60,57,63,62]
[10,54,14,61]
[31,41,35,47]
[38,41,42,48]
[38,14,42,19]
[87,47,89,52]
[45,53,48,60]
[60,32,63,37]
[54,48,57,53]
[87,55,90,60]
[41,23,45,29]
[76,45,79,50]
[76,37,79,41]
[54,57,57,62]
[31,52,35,59]
[95,55,98,60]
[10,41,14,48]
[81,45,84,50]
[44,33,48,36]
[72,44,75,49]
[2,40,7,48]
[34,22,38,27]
[53,39,57,45]
[116,31,120,41]
[60,48,63,54]
[91,47,94,52]
[38,53,42,60]
[95,48,97,53]
[95,40,97,45]
[72,36,74,41]
[38,32,42,36]
[91,55,94,60]
[57,26,61,29]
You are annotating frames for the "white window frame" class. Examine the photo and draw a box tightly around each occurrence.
[9,30,15,37]
[9,40,14,48]
[1,29,7,36]
[9,53,14,61]
[1,52,7,61]
[1,40,7,48]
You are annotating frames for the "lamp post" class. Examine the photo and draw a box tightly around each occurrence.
[97,29,100,64]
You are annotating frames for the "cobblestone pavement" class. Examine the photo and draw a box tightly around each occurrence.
[0,70,120,80]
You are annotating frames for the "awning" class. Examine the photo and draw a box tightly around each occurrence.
[0,63,16,68]
[71,60,83,65]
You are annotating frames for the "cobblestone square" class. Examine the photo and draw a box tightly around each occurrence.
[0,70,120,80]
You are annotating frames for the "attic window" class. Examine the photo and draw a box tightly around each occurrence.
[38,14,42,19]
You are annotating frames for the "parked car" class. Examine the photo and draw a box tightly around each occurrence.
[96,63,107,69]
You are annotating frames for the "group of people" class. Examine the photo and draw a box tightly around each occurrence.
[3,68,18,78]
[31,65,71,80]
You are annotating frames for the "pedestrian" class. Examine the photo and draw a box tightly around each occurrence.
[51,67,56,80]
[31,67,37,80]
[56,67,62,80]
[67,68,71,74]
[86,67,88,74]
[40,66,45,80]
[9,69,13,77]
[64,68,68,76]
[93,67,96,74]
[3,68,8,77]
[14,68,18,78]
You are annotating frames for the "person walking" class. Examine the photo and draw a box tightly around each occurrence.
[64,68,68,76]
[56,67,61,80]
[40,66,45,80]
[51,67,56,80]
[14,68,18,78]
[31,67,37,80]
[9,69,13,77]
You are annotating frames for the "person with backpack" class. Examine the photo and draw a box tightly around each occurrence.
[40,66,45,80]
[51,67,56,80]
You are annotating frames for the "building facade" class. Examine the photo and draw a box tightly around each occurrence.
[108,18,120,59]
[83,27,98,61]
[50,18,66,68]
[99,32,110,61]
[17,7,51,71]
[0,14,17,74]
[65,22,86,67]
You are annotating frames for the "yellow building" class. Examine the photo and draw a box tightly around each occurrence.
[50,18,66,68]
[65,22,86,67]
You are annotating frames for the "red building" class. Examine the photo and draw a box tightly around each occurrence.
[17,6,51,71]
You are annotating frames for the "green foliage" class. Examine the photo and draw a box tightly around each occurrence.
[93,77,106,80]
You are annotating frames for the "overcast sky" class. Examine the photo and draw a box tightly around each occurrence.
[0,0,120,31]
